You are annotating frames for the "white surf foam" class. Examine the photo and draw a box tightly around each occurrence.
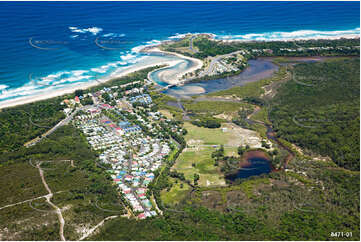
[102,33,126,38]
[215,28,360,41]
[0,85,8,90]
[69,26,103,35]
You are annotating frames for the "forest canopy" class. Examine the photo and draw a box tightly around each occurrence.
[270,58,360,170]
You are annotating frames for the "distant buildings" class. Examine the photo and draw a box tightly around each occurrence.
[73,99,174,219]
[128,94,152,105]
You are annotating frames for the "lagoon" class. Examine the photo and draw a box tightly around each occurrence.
[161,59,279,98]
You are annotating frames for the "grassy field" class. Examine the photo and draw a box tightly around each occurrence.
[183,100,249,115]
[173,147,226,187]
[207,78,271,98]
[183,122,241,146]
[160,178,191,206]
[170,122,247,187]
[158,109,173,119]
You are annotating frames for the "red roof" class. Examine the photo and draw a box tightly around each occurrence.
[101,104,113,109]
[138,213,146,219]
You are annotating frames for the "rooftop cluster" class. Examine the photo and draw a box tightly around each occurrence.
[72,81,181,219]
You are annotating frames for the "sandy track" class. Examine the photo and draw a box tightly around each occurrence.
[79,215,118,241]
[0,191,64,211]
[37,162,66,241]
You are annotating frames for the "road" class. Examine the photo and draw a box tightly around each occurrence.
[123,141,165,216]
[203,50,244,76]
[189,35,197,53]
[120,142,150,216]
[25,105,92,147]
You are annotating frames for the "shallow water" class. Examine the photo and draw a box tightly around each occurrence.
[149,57,195,86]
[161,59,279,98]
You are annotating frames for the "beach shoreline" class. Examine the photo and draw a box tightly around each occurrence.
[216,33,360,42]
[0,33,358,110]
[0,60,183,109]
[142,47,204,85]
[0,46,204,109]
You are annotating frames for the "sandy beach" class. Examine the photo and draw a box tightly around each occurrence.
[0,32,356,110]
[143,47,204,85]
[0,46,204,109]
[0,59,190,109]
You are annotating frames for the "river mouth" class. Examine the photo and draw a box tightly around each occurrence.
[225,151,272,181]
[161,58,279,98]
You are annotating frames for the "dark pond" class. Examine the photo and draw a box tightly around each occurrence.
[225,157,271,181]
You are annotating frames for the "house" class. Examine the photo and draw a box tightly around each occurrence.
[138,213,146,219]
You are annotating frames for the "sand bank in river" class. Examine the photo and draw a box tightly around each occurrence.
[143,47,204,85]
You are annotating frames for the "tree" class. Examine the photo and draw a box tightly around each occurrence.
[102,93,111,102]
[237,145,245,156]
[75,89,83,97]
[193,173,200,186]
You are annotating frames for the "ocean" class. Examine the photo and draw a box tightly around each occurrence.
[0,1,359,103]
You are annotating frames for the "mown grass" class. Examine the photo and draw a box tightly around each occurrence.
[183,122,239,146]
[173,147,227,187]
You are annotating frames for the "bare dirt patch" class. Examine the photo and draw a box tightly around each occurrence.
[213,113,234,121]
[223,123,263,148]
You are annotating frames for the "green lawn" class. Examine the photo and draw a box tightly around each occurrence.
[172,122,244,187]
[183,122,239,146]
[173,147,230,187]
[160,178,191,206]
